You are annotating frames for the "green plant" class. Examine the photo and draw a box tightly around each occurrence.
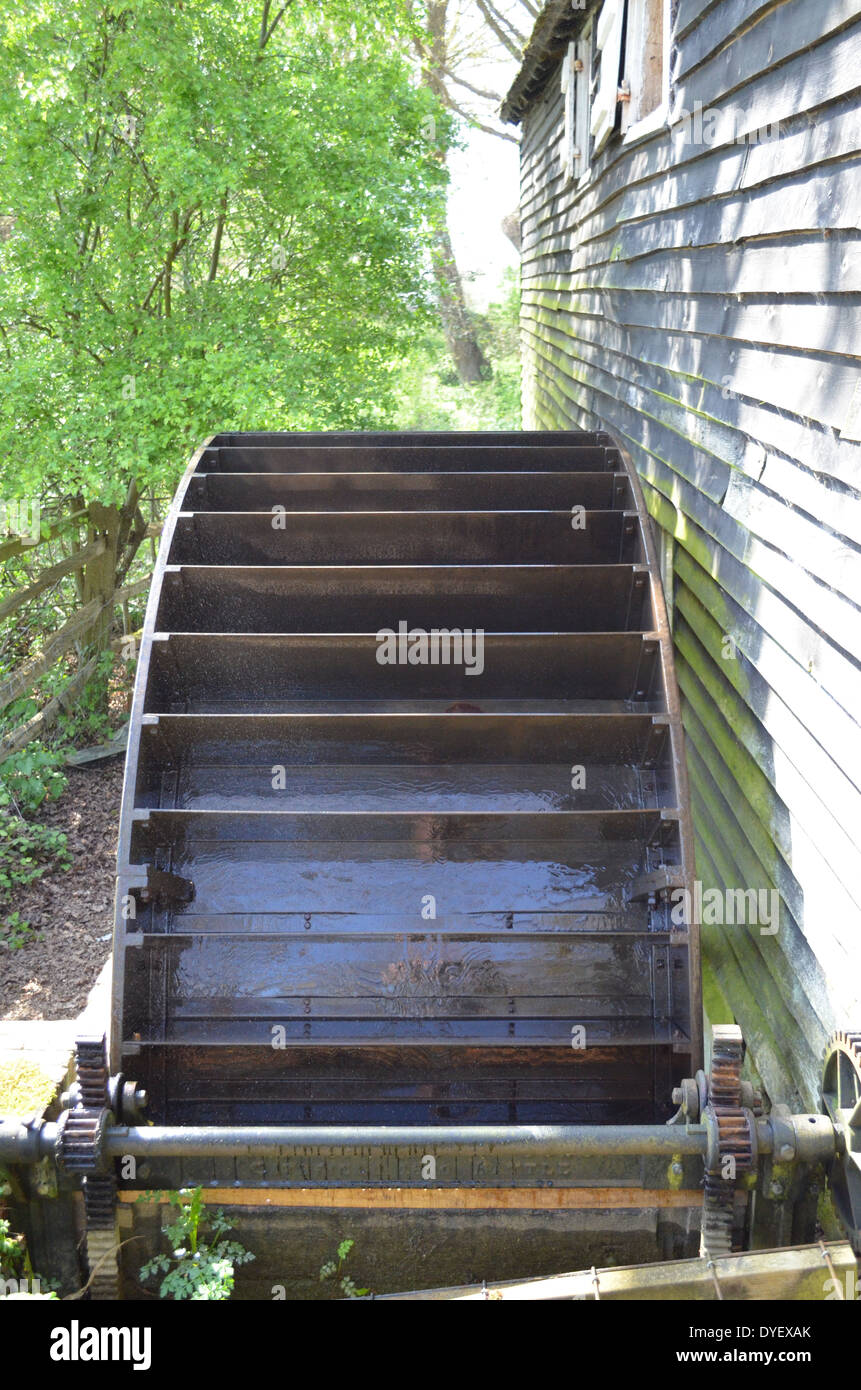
[0,745,71,929]
[0,910,39,950]
[0,744,67,815]
[139,1188,254,1301]
[0,1217,24,1277]
[0,818,70,900]
[0,1216,58,1297]
[54,652,117,746]
[319,1238,369,1299]
[394,268,522,431]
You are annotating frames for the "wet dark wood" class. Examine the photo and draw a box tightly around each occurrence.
[112,431,698,1129]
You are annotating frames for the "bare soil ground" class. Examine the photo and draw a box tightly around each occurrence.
[0,758,123,1020]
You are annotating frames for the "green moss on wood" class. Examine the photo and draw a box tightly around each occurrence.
[0,1061,58,1118]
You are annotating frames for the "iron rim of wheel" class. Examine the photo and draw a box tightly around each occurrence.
[821,1030,861,1250]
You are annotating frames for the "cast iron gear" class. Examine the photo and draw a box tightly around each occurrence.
[700,1025,755,1257]
[58,1035,121,1299]
[821,1030,861,1252]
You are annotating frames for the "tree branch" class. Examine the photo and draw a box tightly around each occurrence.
[208,194,228,283]
[439,90,519,142]
[163,209,195,317]
[140,269,163,313]
[19,315,57,339]
[484,0,527,46]
[440,65,502,103]
[259,0,293,51]
[475,0,523,58]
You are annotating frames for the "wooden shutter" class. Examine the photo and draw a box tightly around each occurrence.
[560,42,577,183]
[590,0,626,154]
[622,0,667,129]
[576,24,593,178]
[560,24,595,184]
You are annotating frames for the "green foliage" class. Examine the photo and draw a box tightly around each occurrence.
[0,744,67,815]
[0,1216,23,1275]
[139,1188,254,1301]
[395,270,521,430]
[54,652,117,746]
[0,742,69,934]
[0,1216,58,1297]
[319,1237,369,1299]
[0,817,70,904]
[0,909,39,950]
[0,2,451,506]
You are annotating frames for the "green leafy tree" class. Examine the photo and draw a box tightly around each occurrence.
[401,1,528,383]
[0,1,449,584]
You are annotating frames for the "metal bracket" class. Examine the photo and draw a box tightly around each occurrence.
[140,865,195,907]
[625,866,684,905]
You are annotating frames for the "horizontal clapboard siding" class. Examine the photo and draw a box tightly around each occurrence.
[517,0,861,1109]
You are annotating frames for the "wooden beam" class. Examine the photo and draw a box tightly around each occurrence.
[110,627,142,654]
[112,575,150,606]
[379,1241,858,1300]
[119,1187,703,1211]
[0,656,100,763]
[0,509,88,564]
[0,598,101,711]
[0,570,148,739]
[0,538,105,623]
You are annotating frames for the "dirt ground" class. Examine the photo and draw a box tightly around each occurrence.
[0,758,123,1020]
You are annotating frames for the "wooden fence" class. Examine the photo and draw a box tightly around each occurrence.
[0,491,162,763]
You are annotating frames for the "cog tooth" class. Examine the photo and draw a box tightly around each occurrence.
[60,1037,119,1296]
[701,1028,749,1257]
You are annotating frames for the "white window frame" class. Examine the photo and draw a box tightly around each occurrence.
[591,0,627,156]
[560,42,578,183]
[559,22,594,185]
[621,0,672,145]
[575,21,594,184]
[560,0,671,180]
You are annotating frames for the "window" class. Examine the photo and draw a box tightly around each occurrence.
[562,0,670,171]
[590,0,626,156]
[559,21,594,184]
[622,0,670,136]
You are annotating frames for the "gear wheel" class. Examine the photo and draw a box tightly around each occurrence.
[700,1026,755,1257]
[58,1035,121,1299]
[83,1175,120,1300]
[821,1030,861,1252]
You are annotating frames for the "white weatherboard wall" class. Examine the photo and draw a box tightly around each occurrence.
[513,0,861,1109]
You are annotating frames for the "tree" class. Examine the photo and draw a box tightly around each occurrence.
[0,1,449,592]
[405,0,535,383]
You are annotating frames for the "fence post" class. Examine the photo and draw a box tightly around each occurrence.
[80,502,121,660]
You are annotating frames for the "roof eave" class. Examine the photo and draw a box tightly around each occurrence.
[501,0,598,125]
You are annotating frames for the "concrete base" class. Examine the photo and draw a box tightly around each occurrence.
[1,959,112,1297]
[0,959,111,1120]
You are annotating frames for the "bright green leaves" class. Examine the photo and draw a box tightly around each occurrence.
[138,1188,255,1301]
[0,1,451,504]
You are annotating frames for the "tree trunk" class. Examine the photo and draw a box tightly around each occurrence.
[421,1,492,385]
[432,224,491,384]
[79,487,151,710]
